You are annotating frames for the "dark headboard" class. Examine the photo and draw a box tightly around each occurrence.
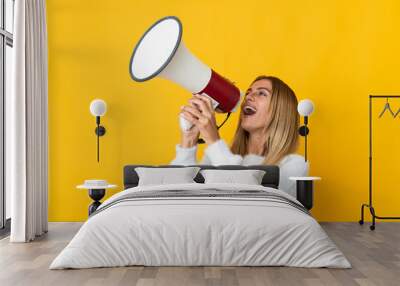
[123,165,280,189]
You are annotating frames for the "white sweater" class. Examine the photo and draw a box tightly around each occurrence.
[170,139,309,198]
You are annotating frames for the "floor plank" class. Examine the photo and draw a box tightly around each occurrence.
[0,222,399,286]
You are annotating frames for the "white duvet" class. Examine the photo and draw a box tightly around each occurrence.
[50,183,351,269]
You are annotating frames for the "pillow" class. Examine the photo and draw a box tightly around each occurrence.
[200,169,266,185]
[135,167,201,186]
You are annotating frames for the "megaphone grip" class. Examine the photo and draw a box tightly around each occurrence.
[179,114,193,131]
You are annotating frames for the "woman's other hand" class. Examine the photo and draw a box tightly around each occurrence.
[181,94,220,145]
[180,120,200,148]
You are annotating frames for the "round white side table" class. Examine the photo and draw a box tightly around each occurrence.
[77,181,117,216]
[289,176,321,210]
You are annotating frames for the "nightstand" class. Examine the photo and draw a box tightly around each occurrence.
[77,180,117,216]
[289,176,321,210]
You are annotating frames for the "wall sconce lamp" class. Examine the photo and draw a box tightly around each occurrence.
[297,99,314,162]
[89,99,107,162]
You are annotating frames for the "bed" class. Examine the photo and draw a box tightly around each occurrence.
[50,165,351,269]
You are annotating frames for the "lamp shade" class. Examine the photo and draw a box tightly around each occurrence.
[297,99,314,116]
[90,99,107,117]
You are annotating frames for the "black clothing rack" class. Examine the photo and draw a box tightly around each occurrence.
[359,95,400,230]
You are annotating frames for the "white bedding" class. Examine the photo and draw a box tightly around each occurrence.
[50,183,351,269]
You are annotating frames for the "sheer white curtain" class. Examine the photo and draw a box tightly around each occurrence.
[8,0,48,242]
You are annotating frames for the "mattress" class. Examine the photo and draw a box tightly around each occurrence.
[50,183,351,269]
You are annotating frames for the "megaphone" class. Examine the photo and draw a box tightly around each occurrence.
[129,16,241,131]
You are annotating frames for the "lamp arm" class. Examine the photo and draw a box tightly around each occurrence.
[97,117,100,162]
[305,127,307,162]
[304,116,308,162]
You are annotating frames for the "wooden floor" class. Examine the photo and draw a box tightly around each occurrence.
[0,222,399,286]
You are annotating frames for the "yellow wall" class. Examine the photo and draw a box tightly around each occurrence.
[47,0,400,222]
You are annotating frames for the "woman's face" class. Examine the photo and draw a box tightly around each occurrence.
[240,79,272,133]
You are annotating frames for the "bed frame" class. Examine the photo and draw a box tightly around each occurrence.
[123,165,280,189]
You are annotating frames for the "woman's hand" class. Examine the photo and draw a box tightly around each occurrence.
[180,121,200,148]
[180,94,220,145]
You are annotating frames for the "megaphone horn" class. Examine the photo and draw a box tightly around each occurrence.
[129,16,241,131]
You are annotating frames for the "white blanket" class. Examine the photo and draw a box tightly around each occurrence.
[50,183,351,269]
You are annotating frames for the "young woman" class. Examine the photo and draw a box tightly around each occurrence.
[170,75,308,198]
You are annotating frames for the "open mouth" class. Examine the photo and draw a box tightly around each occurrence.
[243,105,257,116]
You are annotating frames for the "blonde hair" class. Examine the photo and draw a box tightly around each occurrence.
[230,75,299,165]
